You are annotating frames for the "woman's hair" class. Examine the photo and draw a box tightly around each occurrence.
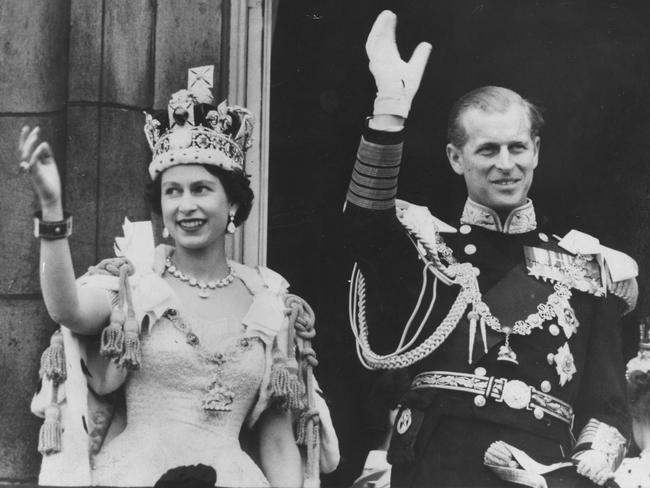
[628,370,650,422]
[148,165,254,227]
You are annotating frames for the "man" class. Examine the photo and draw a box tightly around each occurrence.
[345,11,638,488]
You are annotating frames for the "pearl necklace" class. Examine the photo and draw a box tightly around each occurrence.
[165,256,236,298]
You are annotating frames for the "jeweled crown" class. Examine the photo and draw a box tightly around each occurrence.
[144,65,254,180]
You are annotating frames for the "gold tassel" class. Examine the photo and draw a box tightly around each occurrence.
[296,411,308,445]
[286,372,305,410]
[100,308,125,358]
[119,317,141,369]
[38,404,62,455]
[306,422,321,479]
[296,409,320,445]
[296,409,320,482]
[117,263,141,369]
[270,361,290,402]
[270,361,305,410]
[40,330,66,385]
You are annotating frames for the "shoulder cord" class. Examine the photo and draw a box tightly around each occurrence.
[37,258,138,455]
[349,260,475,370]
[350,218,587,369]
[93,258,141,369]
[348,215,479,370]
[284,295,321,483]
[119,264,141,368]
[37,330,67,455]
[349,261,438,362]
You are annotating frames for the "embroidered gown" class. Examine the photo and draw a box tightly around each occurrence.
[41,246,291,487]
[91,309,270,487]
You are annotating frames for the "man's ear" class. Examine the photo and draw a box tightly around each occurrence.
[532,136,541,168]
[446,143,465,175]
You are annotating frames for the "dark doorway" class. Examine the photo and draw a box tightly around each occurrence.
[269,1,650,485]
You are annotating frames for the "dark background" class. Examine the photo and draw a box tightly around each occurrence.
[268,1,650,485]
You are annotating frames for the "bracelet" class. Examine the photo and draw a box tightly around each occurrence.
[33,211,73,240]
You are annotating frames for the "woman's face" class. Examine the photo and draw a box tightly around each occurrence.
[160,164,234,250]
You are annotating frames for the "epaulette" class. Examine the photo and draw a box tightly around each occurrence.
[395,199,457,234]
[395,200,458,286]
[557,230,638,313]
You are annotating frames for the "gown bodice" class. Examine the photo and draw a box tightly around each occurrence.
[92,308,271,487]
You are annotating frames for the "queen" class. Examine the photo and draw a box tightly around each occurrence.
[21,69,338,487]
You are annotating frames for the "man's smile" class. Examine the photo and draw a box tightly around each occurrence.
[490,177,521,187]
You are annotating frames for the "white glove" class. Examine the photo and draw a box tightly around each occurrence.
[573,449,615,486]
[366,10,432,118]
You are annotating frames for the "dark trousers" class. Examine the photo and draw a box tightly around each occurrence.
[390,415,596,488]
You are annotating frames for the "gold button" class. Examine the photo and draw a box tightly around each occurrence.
[538,232,549,242]
[533,407,544,419]
[460,224,472,235]
[474,395,486,407]
[464,244,477,255]
[540,381,551,393]
[547,353,555,365]
[548,324,560,336]
[474,367,487,377]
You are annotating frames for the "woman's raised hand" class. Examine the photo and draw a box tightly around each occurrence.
[18,126,63,211]
[366,10,432,118]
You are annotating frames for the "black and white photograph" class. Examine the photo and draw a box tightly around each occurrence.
[1,1,650,487]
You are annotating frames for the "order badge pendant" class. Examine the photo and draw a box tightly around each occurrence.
[396,408,412,435]
[203,378,234,412]
[497,344,519,364]
[497,333,519,365]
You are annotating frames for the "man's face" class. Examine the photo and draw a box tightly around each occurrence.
[446,104,540,214]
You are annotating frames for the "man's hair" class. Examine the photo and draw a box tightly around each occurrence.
[447,86,545,148]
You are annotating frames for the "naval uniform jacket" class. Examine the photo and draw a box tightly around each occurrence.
[344,125,631,487]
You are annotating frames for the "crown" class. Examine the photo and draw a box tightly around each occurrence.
[144,65,254,180]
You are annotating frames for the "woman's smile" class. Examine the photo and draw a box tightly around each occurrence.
[160,165,232,248]
[177,218,207,231]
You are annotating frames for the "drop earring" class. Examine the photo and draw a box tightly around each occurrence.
[162,227,170,239]
[227,209,236,234]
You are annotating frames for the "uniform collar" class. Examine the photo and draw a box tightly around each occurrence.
[460,198,537,234]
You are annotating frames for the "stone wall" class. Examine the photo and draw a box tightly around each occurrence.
[0,0,227,482]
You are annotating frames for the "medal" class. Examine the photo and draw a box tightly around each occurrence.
[497,331,519,365]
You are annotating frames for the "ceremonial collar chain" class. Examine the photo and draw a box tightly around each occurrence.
[460,198,537,234]
[165,256,236,298]
[349,205,585,370]
[420,228,586,365]
[161,308,256,412]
